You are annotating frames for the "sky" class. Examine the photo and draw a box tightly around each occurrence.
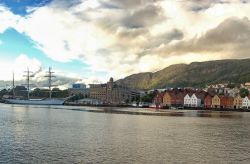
[0,0,250,89]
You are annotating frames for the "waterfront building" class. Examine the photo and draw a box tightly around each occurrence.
[163,91,172,106]
[72,83,86,89]
[204,94,213,108]
[163,91,184,107]
[227,96,235,109]
[226,88,240,97]
[89,77,140,104]
[68,83,89,97]
[184,94,192,107]
[190,94,203,107]
[242,96,250,109]
[220,96,234,109]
[234,95,242,109]
[153,92,165,108]
[211,95,220,108]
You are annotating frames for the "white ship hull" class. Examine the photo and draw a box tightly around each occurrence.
[5,98,65,105]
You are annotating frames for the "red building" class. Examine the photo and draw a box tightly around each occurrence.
[153,92,165,108]
[220,96,234,109]
[204,94,213,108]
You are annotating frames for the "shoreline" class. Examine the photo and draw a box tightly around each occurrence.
[58,106,245,118]
[64,103,250,112]
[0,102,246,117]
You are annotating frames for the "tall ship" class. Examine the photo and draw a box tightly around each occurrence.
[4,67,67,105]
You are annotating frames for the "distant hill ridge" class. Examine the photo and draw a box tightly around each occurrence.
[116,59,250,90]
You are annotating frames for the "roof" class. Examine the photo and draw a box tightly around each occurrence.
[193,93,206,99]
[245,82,250,86]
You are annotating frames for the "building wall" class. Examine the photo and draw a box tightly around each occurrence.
[234,95,242,109]
[68,88,90,97]
[72,83,86,89]
[204,95,212,108]
[89,78,139,104]
[163,92,171,106]
[242,97,250,109]
[190,94,201,107]
[184,94,191,107]
[212,95,220,108]
[226,97,234,109]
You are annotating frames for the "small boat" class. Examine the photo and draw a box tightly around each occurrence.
[149,103,157,108]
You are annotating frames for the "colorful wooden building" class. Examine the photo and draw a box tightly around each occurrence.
[220,96,234,109]
[234,95,242,109]
[163,91,184,107]
[204,94,213,108]
[242,95,250,109]
[153,92,165,108]
[211,95,220,108]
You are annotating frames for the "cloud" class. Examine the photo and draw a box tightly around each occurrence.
[0,5,20,33]
[157,17,250,59]
[0,54,41,82]
[1,0,250,82]
[100,0,162,9]
[0,39,2,45]
[122,4,165,28]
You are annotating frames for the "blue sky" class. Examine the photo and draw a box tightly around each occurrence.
[1,0,52,15]
[0,0,107,84]
[0,28,88,74]
[0,0,250,86]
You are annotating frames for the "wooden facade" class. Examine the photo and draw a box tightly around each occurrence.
[204,94,212,108]
[163,91,185,107]
[220,96,234,109]
[154,92,165,108]
[234,95,242,109]
[211,95,220,108]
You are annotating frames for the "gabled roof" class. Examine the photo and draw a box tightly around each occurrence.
[212,95,220,99]
[184,93,192,98]
[193,92,206,99]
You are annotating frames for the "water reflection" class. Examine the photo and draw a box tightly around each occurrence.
[0,104,249,163]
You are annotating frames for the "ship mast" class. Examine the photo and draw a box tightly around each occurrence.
[45,67,56,99]
[23,68,33,100]
[12,72,15,98]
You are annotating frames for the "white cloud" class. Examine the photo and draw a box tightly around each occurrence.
[0,54,104,90]
[0,5,20,33]
[0,54,40,81]
[0,39,2,45]
[1,0,250,82]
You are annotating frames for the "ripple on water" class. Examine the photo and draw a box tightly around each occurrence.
[0,104,250,163]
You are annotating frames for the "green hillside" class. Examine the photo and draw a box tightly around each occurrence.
[116,59,250,90]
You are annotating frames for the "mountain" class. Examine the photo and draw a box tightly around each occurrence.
[116,59,250,90]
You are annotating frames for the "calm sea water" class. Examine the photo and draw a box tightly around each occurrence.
[0,104,250,163]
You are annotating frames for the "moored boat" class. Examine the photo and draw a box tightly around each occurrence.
[4,98,66,105]
[4,67,67,105]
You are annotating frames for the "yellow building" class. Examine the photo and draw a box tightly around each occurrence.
[234,95,242,109]
[212,95,220,108]
[163,92,171,106]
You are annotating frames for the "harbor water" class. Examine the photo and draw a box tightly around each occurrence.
[0,104,250,163]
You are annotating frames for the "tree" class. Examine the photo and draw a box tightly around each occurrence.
[141,91,157,103]
[0,89,8,98]
[240,88,249,98]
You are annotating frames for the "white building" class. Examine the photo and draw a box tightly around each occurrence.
[224,88,240,97]
[190,94,202,107]
[242,96,250,109]
[184,94,191,107]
